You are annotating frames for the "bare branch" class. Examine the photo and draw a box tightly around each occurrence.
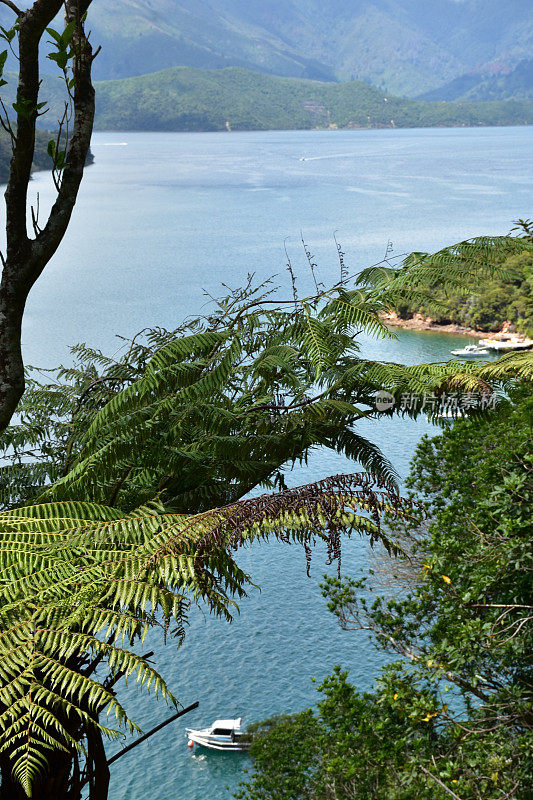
[417,765,464,800]
[106,702,200,767]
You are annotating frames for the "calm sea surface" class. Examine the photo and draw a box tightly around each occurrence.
[12,127,533,799]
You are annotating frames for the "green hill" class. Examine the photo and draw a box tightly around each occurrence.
[91,67,533,132]
[0,66,530,151]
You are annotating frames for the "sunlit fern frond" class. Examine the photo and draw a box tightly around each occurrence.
[0,474,414,793]
[467,350,533,383]
[2,243,530,514]
[320,287,395,340]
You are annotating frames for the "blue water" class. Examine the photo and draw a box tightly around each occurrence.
[13,126,533,799]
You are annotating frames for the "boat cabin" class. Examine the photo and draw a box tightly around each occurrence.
[210,719,242,736]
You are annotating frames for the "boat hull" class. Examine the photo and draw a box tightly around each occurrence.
[451,350,490,358]
[186,732,250,751]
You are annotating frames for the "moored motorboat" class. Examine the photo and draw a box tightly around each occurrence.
[451,344,490,358]
[186,718,250,751]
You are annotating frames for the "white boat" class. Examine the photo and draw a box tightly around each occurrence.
[185,718,250,751]
[451,344,490,358]
[425,409,467,422]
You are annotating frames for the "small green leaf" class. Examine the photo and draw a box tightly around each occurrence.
[45,27,63,44]
[47,51,70,70]
[12,98,35,120]
[61,20,76,46]
[0,26,16,44]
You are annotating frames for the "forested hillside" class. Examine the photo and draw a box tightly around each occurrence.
[0,67,529,138]
[419,59,533,102]
[391,247,533,336]
[92,67,533,131]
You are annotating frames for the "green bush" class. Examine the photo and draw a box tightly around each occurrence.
[395,248,533,335]
[237,387,533,800]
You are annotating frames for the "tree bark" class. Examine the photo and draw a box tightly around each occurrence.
[0,0,95,431]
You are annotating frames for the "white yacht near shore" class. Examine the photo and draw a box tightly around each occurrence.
[451,344,490,358]
[186,718,250,751]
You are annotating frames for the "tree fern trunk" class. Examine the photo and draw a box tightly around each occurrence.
[0,726,110,800]
[86,725,111,800]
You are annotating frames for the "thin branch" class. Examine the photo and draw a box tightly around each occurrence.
[418,765,464,800]
[0,97,16,145]
[469,603,533,609]
[30,193,42,236]
[497,782,520,800]
[343,617,492,702]
[106,701,199,766]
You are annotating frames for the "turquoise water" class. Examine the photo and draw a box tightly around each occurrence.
[14,127,533,799]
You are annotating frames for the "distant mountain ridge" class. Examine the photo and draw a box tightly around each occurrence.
[419,59,533,102]
[0,0,530,98]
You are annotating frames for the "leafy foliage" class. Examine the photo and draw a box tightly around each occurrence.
[376,222,533,335]
[2,240,531,515]
[0,235,531,795]
[237,386,533,800]
[391,248,533,335]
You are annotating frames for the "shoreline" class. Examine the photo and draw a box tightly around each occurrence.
[90,121,533,134]
[380,312,532,345]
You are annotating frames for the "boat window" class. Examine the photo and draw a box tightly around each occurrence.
[212,728,232,736]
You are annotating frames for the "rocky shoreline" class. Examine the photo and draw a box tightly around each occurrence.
[380,312,533,346]
[380,311,487,337]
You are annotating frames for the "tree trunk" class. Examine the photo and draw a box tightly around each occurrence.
[86,725,111,800]
[0,0,95,432]
[0,276,27,430]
